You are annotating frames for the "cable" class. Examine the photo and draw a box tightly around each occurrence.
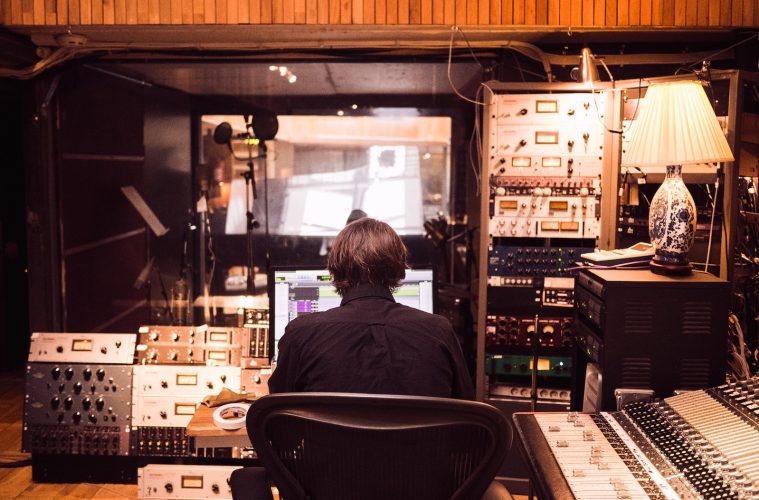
[685,33,759,70]
[447,27,488,106]
[0,459,31,468]
[704,173,720,273]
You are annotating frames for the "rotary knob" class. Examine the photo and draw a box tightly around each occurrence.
[82,397,91,410]
[73,382,82,394]
[51,367,61,379]
[169,352,178,361]
[172,332,180,342]
[50,396,60,409]
[88,413,97,423]
[83,368,92,380]
[161,380,168,388]
[149,332,159,341]
[96,368,105,380]
[207,381,214,389]
[212,484,220,494]
[72,411,82,423]
[64,367,74,380]
[160,410,167,419]
[165,483,173,493]
[495,187,506,196]
[96,397,105,411]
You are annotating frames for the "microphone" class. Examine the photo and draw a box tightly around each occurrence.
[133,257,155,290]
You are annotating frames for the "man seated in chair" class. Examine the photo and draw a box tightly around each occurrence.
[233,218,509,499]
[269,217,473,399]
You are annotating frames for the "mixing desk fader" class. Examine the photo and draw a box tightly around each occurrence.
[514,377,759,499]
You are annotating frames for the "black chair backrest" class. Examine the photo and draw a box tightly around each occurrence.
[246,393,512,500]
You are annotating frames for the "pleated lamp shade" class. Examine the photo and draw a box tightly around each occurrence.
[622,80,734,168]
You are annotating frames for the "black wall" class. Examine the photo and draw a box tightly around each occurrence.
[0,78,29,370]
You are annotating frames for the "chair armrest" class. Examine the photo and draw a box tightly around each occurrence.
[481,480,514,500]
[230,467,274,500]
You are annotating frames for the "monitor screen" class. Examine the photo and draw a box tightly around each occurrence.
[269,268,435,361]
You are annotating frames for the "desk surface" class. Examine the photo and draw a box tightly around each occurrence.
[187,404,250,438]
[511,413,575,500]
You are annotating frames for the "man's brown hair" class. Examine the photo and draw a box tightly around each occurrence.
[327,218,408,296]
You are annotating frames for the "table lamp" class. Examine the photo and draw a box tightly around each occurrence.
[621,80,734,275]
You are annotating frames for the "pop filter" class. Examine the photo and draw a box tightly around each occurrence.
[213,122,233,145]
[251,111,279,142]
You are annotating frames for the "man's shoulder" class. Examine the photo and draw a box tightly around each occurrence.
[392,305,452,330]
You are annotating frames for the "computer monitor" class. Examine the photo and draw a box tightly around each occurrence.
[269,267,435,361]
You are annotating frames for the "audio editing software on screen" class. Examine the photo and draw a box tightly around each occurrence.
[271,268,434,360]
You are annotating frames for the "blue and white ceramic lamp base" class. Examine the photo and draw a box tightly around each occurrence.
[648,165,697,275]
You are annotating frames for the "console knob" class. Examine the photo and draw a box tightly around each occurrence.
[73,382,82,394]
[212,484,220,494]
[64,367,74,380]
[172,332,180,342]
[96,398,105,411]
[56,345,64,353]
[165,483,173,493]
[207,381,214,389]
[64,397,73,409]
[51,367,61,379]
[83,368,92,380]
[160,411,167,419]
[100,346,107,354]
[149,332,159,341]
[51,396,60,409]
[72,411,82,423]
[115,340,122,348]
[161,380,168,388]
[519,139,527,147]
[96,368,105,380]
[519,108,527,115]
[88,413,97,423]
[82,397,91,410]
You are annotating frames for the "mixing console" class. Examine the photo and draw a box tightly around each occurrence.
[519,377,759,499]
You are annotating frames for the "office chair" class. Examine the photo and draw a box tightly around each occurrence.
[230,393,513,500]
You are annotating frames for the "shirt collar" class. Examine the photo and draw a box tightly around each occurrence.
[340,283,395,306]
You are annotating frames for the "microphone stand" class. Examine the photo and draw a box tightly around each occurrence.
[260,142,270,274]
[241,140,261,296]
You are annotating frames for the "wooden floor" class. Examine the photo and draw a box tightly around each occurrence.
[0,371,528,500]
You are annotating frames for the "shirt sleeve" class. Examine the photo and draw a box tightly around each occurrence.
[443,320,475,400]
[267,325,299,394]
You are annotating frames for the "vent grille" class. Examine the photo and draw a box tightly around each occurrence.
[679,358,710,388]
[681,302,714,335]
[621,357,652,387]
[623,301,654,336]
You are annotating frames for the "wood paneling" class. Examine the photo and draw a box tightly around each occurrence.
[3,0,755,26]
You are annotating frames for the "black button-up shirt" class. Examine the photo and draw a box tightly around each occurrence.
[268,283,474,400]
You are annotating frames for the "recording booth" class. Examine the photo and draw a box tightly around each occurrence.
[1,13,759,500]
